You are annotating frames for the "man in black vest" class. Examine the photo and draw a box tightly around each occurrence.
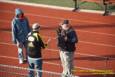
[27,23,46,77]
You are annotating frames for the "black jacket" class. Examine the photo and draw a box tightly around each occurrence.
[56,26,78,52]
[27,31,45,58]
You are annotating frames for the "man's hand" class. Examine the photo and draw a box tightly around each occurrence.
[64,36,68,41]
[45,44,48,47]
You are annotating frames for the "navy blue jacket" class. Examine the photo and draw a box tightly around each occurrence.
[11,8,30,44]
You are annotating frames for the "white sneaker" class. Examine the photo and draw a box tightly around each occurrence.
[19,60,24,64]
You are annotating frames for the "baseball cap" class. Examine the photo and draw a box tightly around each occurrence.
[15,8,23,16]
[32,23,40,31]
[63,19,69,25]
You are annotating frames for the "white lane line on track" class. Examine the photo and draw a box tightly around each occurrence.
[0,9,114,25]
[43,36,115,48]
[0,42,115,60]
[1,55,115,74]
[80,41,115,48]
[0,31,115,48]
[0,64,62,76]
[0,55,101,71]
[77,30,115,37]
[0,20,115,37]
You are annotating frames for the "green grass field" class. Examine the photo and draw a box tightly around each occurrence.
[12,0,115,11]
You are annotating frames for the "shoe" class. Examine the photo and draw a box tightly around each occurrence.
[19,60,24,64]
[72,8,79,12]
[24,58,27,61]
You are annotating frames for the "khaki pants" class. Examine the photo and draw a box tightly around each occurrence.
[60,51,74,77]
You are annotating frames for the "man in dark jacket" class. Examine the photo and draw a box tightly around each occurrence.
[11,8,30,64]
[56,20,78,77]
[27,23,46,77]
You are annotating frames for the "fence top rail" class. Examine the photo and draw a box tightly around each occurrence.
[80,0,104,2]
[80,0,115,4]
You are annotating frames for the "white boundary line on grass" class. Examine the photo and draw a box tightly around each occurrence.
[0,0,115,15]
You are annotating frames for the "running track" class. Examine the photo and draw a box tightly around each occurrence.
[0,1,115,77]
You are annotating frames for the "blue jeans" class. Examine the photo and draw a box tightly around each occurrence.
[28,57,42,77]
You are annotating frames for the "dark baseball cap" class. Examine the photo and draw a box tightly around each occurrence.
[63,20,69,24]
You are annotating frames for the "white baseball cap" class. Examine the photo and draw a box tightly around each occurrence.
[32,23,40,31]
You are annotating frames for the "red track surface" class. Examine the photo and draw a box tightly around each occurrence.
[0,2,115,77]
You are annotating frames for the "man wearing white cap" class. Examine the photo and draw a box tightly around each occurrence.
[56,20,78,77]
[27,23,46,77]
